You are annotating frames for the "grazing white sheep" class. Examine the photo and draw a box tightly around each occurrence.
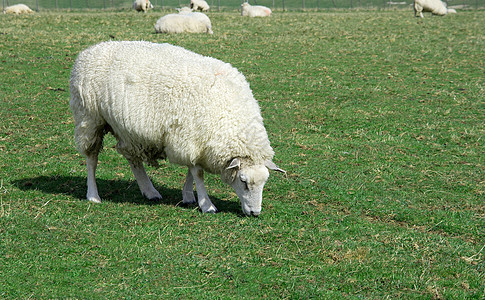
[241,2,272,17]
[154,10,213,34]
[3,4,34,14]
[70,41,284,216]
[133,0,153,13]
[190,0,210,11]
[414,0,456,17]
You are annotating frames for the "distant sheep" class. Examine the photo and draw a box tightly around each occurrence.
[155,10,213,34]
[3,4,34,14]
[70,41,284,216]
[414,0,456,17]
[133,0,153,13]
[190,0,210,11]
[177,6,193,13]
[241,2,272,17]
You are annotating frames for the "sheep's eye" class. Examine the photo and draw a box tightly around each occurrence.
[240,179,249,190]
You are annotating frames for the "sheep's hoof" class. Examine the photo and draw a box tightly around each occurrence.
[87,197,101,203]
[142,190,162,201]
[201,205,218,214]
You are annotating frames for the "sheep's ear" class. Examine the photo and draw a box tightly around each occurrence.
[222,158,240,184]
[265,161,286,173]
[227,158,241,170]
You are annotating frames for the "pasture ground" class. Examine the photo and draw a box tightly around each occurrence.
[0,9,483,298]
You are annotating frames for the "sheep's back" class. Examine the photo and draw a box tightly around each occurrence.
[155,14,209,33]
[70,41,273,171]
[415,0,448,14]
[5,4,33,14]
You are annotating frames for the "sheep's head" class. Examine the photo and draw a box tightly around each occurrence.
[223,158,285,216]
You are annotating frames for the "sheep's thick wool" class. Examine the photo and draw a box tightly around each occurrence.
[70,41,274,175]
[190,0,210,11]
[414,0,454,17]
[241,3,271,17]
[4,4,34,14]
[133,0,153,12]
[154,12,213,34]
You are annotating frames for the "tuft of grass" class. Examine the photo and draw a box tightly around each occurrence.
[0,10,483,298]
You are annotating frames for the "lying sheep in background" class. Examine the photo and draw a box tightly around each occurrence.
[177,6,193,13]
[414,0,456,17]
[176,7,213,33]
[190,0,210,11]
[70,41,284,216]
[154,9,213,34]
[4,4,34,14]
[133,0,153,13]
[241,2,272,17]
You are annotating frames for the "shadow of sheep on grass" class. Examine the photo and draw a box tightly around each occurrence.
[12,175,241,214]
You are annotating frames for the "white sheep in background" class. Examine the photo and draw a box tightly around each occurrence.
[414,0,456,17]
[190,0,210,12]
[177,6,193,13]
[133,0,153,13]
[3,4,34,14]
[154,10,213,34]
[241,2,272,17]
[70,41,284,216]
[177,7,213,33]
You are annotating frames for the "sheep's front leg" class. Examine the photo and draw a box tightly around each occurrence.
[189,166,217,213]
[182,168,196,205]
[128,160,162,201]
[86,154,101,203]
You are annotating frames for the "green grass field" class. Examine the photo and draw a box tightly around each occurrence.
[8,0,485,10]
[0,9,483,298]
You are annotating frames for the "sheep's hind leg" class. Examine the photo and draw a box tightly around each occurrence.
[182,168,196,205]
[82,126,104,203]
[86,154,101,203]
[190,166,217,213]
[128,160,162,201]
